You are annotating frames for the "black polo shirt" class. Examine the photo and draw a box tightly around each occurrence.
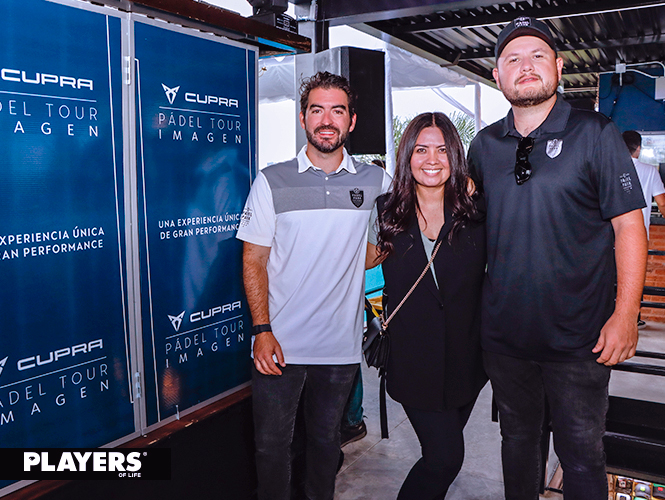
[468,95,645,362]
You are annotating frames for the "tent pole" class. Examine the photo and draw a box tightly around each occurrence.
[385,45,396,176]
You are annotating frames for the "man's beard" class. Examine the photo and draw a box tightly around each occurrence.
[306,125,349,153]
[503,76,558,108]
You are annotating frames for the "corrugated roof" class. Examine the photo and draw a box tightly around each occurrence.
[342,0,665,108]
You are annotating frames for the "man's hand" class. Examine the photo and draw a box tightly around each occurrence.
[243,242,286,375]
[253,331,286,375]
[593,311,638,366]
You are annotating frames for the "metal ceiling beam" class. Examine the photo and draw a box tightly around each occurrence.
[562,87,597,93]
[456,34,665,61]
[387,0,665,34]
[562,62,665,76]
[350,22,499,88]
[399,32,463,65]
[558,37,665,55]
[562,66,613,76]
[316,0,501,26]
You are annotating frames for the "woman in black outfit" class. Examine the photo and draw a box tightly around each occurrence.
[367,112,487,499]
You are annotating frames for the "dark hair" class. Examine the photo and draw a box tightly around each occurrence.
[622,130,641,155]
[377,112,476,256]
[299,71,356,117]
[371,159,386,169]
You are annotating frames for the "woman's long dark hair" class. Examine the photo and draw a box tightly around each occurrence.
[377,112,477,256]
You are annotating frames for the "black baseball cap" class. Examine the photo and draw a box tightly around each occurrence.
[495,17,556,59]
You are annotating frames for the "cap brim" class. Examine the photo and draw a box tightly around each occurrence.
[496,27,556,59]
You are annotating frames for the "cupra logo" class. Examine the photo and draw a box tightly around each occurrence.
[162,84,180,105]
[168,311,185,332]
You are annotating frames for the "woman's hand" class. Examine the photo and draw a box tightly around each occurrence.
[366,243,386,269]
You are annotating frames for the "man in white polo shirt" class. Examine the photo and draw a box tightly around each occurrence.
[237,71,391,500]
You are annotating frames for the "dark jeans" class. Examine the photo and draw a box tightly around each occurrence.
[397,399,476,500]
[483,351,611,500]
[252,364,359,500]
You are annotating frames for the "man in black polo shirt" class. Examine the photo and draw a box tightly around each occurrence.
[468,17,647,500]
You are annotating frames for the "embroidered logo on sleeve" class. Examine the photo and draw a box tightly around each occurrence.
[240,207,253,227]
[619,172,633,193]
[546,139,563,158]
[350,188,364,208]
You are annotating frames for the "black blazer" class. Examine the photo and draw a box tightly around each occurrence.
[379,194,487,411]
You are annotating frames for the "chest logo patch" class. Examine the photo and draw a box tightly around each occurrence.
[350,188,364,208]
[546,139,563,158]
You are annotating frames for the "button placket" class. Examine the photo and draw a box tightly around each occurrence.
[323,173,330,207]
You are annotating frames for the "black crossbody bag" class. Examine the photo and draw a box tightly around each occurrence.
[362,239,443,438]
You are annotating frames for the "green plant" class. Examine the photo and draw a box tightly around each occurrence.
[448,111,476,151]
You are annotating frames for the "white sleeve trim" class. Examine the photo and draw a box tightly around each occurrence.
[381,170,393,193]
[236,172,275,247]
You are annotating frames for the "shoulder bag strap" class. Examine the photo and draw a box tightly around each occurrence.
[381,238,443,328]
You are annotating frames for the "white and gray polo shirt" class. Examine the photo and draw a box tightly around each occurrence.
[237,147,391,365]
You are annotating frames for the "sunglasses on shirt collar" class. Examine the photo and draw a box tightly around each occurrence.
[515,137,535,185]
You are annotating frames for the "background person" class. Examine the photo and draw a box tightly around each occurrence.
[622,130,665,238]
[237,71,391,500]
[468,17,647,500]
[622,130,665,327]
[367,112,487,499]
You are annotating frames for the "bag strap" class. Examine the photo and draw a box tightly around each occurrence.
[381,238,443,328]
[375,239,442,441]
[379,374,388,439]
[371,238,442,440]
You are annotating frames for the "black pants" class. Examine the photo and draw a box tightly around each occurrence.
[483,351,611,500]
[397,398,477,500]
[252,364,358,500]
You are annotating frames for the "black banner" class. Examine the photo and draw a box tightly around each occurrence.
[0,448,171,480]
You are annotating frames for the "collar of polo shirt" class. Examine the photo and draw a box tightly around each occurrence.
[297,146,357,174]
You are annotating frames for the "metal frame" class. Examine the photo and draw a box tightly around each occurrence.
[130,13,258,433]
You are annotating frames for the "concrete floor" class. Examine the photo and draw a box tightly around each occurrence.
[334,321,665,499]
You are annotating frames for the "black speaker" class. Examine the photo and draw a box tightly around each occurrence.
[339,47,386,156]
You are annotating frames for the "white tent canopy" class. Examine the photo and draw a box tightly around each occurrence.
[258,43,469,104]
